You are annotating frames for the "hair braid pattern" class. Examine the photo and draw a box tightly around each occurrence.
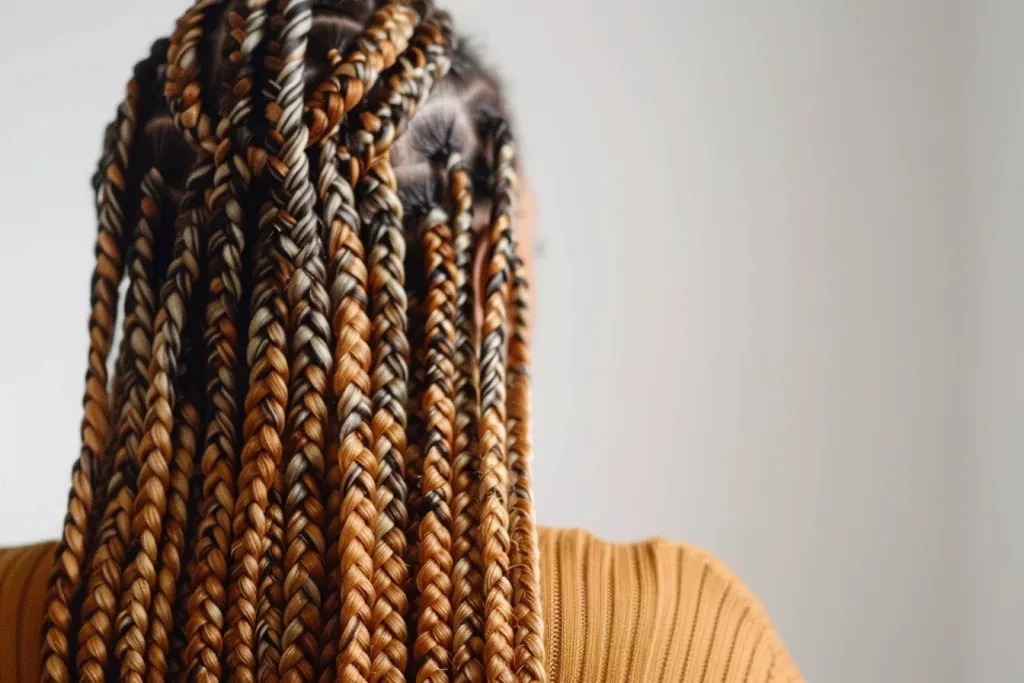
[41,39,168,683]
[184,0,269,679]
[44,2,545,682]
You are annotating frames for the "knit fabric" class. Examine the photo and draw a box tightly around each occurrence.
[0,529,801,682]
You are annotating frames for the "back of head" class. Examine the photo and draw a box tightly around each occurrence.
[41,2,544,682]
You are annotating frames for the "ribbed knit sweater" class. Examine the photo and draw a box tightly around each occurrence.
[0,529,802,682]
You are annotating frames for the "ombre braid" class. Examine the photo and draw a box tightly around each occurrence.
[413,205,456,681]
[219,0,295,672]
[307,6,418,681]
[257,1,334,680]
[446,155,485,683]
[506,253,544,683]
[477,118,516,683]
[76,163,166,683]
[349,16,455,680]
[113,3,228,678]
[42,38,168,683]
[45,4,546,682]
[184,0,269,679]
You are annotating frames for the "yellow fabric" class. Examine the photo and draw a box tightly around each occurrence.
[0,530,801,682]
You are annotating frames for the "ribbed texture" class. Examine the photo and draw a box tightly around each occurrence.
[0,531,801,682]
[535,529,803,683]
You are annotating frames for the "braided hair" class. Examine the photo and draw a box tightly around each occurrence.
[42,2,545,682]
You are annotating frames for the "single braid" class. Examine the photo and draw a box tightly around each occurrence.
[42,40,167,683]
[158,302,208,683]
[167,464,206,683]
[77,165,167,683]
[413,206,457,681]
[258,489,286,683]
[476,119,516,683]
[446,156,485,683]
[184,0,269,679]
[506,257,544,683]
[349,16,454,680]
[146,392,201,682]
[403,285,427,639]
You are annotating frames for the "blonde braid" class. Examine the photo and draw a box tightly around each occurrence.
[42,40,167,683]
[256,0,333,679]
[77,165,167,683]
[350,17,454,680]
[184,0,270,679]
[446,156,485,683]
[477,119,517,683]
[308,7,418,681]
[506,252,545,683]
[413,206,457,681]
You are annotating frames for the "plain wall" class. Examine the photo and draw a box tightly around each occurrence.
[0,2,968,682]
[963,1,1023,680]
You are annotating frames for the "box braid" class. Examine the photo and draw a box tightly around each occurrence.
[44,2,548,682]
[304,6,417,682]
[475,116,517,683]
[41,38,168,683]
[445,154,485,683]
[414,202,456,681]
[348,15,456,681]
[256,2,335,681]
[76,156,169,683]
[146,340,203,682]
[183,0,269,680]
[113,0,226,678]
[506,254,544,683]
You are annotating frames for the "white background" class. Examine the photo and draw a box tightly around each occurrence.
[0,1,1019,682]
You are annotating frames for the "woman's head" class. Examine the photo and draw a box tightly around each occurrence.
[42,2,544,682]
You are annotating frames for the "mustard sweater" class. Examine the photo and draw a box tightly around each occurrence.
[0,530,802,682]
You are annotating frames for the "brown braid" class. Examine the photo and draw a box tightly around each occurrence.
[414,206,456,681]
[146,393,201,682]
[114,188,208,683]
[349,17,455,680]
[308,7,418,681]
[109,1,225,679]
[477,118,516,683]
[46,4,546,682]
[184,0,269,679]
[42,38,168,683]
[255,1,332,680]
[506,252,545,683]
[77,164,166,683]
[225,216,290,683]
[224,0,307,675]
[446,156,485,683]
[403,285,427,650]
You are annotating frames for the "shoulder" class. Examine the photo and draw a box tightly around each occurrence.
[0,541,56,683]
[536,527,803,683]
[0,535,803,683]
